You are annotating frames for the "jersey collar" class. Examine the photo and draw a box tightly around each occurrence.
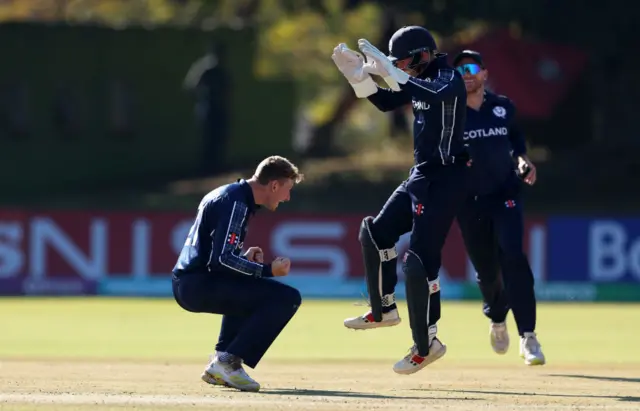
[237,179,260,212]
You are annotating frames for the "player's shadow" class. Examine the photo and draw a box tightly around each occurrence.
[263,388,479,401]
[419,388,640,403]
[548,374,640,384]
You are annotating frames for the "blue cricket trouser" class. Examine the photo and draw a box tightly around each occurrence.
[456,178,537,335]
[172,270,301,368]
[366,162,470,355]
[370,163,471,295]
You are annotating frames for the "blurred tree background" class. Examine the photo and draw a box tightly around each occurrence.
[0,0,637,212]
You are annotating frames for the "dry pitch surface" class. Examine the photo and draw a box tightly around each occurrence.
[1,298,639,411]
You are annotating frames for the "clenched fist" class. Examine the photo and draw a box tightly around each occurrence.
[271,257,291,277]
[244,247,264,263]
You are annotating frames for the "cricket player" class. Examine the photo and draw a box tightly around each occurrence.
[453,50,545,365]
[333,26,469,374]
[171,156,304,392]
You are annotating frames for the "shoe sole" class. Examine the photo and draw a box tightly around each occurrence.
[490,327,509,354]
[393,345,447,375]
[201,371,228,387]
[520,352,546,366]
[204,370,260,392]
[491,337,509,355]
[525,357,546,366]
[344,318,401,330]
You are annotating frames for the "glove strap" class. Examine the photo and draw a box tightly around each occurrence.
[382,75,400,91]
[350,76,378,98]
[386,68,410,88]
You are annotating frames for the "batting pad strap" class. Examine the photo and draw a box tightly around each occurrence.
[381,293,396,307]
[428,324,438,344]
[351,76,378,98]
[428,278,440,294]
[378,247,398,262]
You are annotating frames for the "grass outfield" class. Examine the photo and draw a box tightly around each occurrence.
[1,298,639,410]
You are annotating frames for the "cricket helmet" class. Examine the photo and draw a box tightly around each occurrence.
[387,26,438,69]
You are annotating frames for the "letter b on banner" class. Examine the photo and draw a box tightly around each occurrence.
[589,221,640,281]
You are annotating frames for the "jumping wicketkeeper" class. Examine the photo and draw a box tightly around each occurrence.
[334,26,470,375]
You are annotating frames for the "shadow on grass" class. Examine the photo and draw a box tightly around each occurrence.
[416,388,639,403]
[262,388,479,401]
[548,374,640,384]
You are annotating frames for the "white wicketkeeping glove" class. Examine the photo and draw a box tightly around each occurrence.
[358,39,409,91]
[331,43,378,98]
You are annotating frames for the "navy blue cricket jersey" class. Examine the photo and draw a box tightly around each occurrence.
[367,56,468,167]
[463,91,527,196]
[172,179,273,278]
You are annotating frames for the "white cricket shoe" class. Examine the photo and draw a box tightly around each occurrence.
[201,354,226,387]
[201,353,260,392]
[393,338,447,375]
[520,332,546,366]
[344,309,401,330]
[490,321,510,354]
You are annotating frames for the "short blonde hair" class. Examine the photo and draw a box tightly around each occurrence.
[254,156,304,185]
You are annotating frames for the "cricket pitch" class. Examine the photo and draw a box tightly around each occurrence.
[1,298,639,410]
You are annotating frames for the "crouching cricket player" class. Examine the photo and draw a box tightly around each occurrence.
[171,156,304,392]
[333,26,469,375]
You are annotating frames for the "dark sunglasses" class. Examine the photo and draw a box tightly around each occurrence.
[456,63,482,76]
